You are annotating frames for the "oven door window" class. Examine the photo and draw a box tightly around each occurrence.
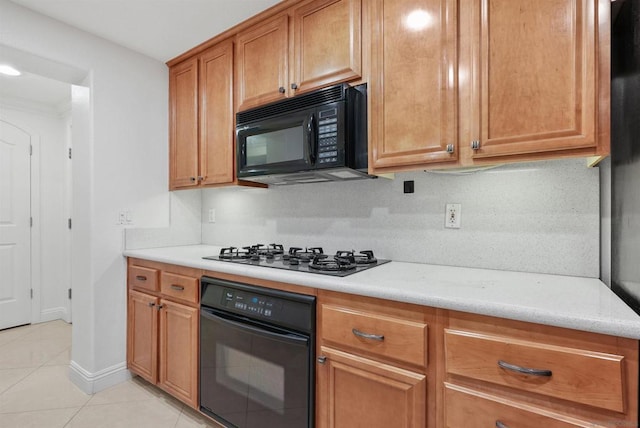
[200,309,310,428]
[237,110,314,177]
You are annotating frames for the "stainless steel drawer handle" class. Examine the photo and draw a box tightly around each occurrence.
[352,328,384,342]
[496,421,509,428]
[147,302,156,308]
[135,275,147,281]
[498,360,552,377]
[317,356,327,365]
[170,284,185,291]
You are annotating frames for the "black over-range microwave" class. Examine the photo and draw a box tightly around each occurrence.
[236,83,373,185]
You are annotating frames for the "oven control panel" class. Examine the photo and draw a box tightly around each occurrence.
[222,289,280,318]
[200,276,315,334]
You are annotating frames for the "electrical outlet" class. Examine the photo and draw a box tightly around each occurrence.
[445,203,461,229]
[208,208,216,223]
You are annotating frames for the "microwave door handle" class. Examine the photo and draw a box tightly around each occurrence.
[307,113,316,164]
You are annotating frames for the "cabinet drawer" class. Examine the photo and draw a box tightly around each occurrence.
[444,383,607,428]
[444,329,625,412]
[129,266,159,292]
[321,304,427,367]
[160,272,199,304]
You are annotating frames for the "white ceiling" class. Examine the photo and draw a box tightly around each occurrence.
[9,0,282,63]
[0,71,71,109]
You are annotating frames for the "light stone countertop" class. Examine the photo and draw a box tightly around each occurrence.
[123,244,640,340]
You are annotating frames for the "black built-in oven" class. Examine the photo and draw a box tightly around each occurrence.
[200,276,316,428]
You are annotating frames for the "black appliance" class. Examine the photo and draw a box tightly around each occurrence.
[203,244,391,277]
[611,0,640,316]
[200,276,316,428]
[236,83,371,185]
[611,1,640,423]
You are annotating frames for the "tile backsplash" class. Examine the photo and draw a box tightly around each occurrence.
[201,159,600,277]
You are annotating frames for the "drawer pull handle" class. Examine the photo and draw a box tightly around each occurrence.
[317,356,327,364]
[496,421,509,428]
[498,360,552,377]
[135,275,147,281]
[352,328,384,342]
[147,302,156,308]
[170,284,185,291]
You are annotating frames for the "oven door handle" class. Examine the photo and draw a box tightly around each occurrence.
[201,309,309,347]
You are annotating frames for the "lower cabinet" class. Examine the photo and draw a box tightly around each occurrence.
[317,346,426,428]
[316,290,430,428]
[157,300,198,406]
[126,259,201,409]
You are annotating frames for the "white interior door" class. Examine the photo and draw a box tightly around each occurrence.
[0,120,31,330]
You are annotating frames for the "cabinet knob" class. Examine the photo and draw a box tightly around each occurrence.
[291,83,298,90]
[197,176,204,182]
[278,86,286,94]
[156,304,164,311]
[190,177,196,182]
[147,302,156,308]
[471,140,481,150]
[446,144,454,154]
[317,356,327,365]
[495,422,509,428]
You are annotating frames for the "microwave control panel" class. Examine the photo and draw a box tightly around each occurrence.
[317,108,339,164]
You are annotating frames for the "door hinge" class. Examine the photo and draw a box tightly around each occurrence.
[30,217,33,227]
[30,289,33,299]
[68,148,72,159]
[68,218,72,229]
[68,288,72,299]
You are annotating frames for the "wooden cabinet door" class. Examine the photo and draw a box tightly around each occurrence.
[368,0,458,171]
[317,346,426,428]
[291,0,362,95]
[127,290,159,384]
[466,0,597,159]
[169,57,199,189]
[158,299,199,408]
[199,40,235,186]
[236,14,289,111]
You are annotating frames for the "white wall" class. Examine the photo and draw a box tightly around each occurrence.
[202,158,601,278]
[0,100,72,321]
[0,0,170,392]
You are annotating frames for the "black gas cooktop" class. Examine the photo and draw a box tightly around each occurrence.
[203,244,390,277]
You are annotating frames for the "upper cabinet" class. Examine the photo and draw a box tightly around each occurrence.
[169,40,235,190]
[460,0,604,161]
[169,57,199,189]
[368,0,609,174]
[236,0,363,112]
[235,14,290,111]
[368,0,459,171]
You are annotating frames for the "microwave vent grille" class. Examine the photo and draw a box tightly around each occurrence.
[237,84,346,125]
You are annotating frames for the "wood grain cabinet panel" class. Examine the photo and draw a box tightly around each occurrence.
[160,272,199,305]
[128,265,159,293]
[236,14,289,111]
[169,57,199,188]
[291,0,362,94]
[444,383,608,428]
[321,304,427,367]
[199,40,235,186]
[465,0,599,159]
[127,290,159,384]
[169,40,235,190]
[444,329,626,412]
[126,259,200,409]
[318,347,426,428]
[368,0,459,171]
[158,299,199,409]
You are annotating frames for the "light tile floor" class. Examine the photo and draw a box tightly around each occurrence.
[0,321,218,428]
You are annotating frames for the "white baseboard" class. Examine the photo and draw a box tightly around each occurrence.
[39,307,68,323]
[69,360,132,394]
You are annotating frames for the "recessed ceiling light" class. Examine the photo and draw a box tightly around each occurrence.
[0,65,21,76]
